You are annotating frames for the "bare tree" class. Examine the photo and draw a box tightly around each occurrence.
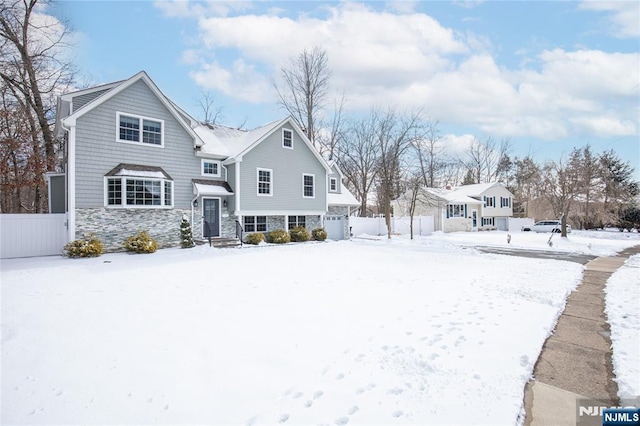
[1,0,74,172]
[316,93,346,160]
[196,91,223,126]
[337,111,380,216]
[274,46,330,148]
[411,119,445,187]
[375,108,425,239]
[458,137,512,184]
[541,149,583,237]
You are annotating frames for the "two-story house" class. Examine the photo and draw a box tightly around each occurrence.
[53,71,358,250]
[392,182,514,232]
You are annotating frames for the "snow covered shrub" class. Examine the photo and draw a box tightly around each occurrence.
[123,230,158,253]
[179,216,195,248]
[245,232,265,245]
[289,226,310,242]
[64,233,104,258]
[311,228,327,241]
[266,229,290,244]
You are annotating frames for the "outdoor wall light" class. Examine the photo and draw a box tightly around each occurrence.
[223,199,228,208]
[193,199,198,207]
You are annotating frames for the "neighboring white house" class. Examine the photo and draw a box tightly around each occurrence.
[392,182,514,232]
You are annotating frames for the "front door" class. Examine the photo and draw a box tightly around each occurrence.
[471,209,478,231]
[202,198,220,238]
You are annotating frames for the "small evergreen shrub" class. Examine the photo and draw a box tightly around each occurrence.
[123,230,158,254]
[179,216,195,248]
[266,229,290,244]
[289,226,310,242]
[245,232,265,245]
[64,233,104,258]
[312,227,328,241]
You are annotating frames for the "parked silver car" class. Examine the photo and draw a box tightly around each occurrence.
[521,220,571,233]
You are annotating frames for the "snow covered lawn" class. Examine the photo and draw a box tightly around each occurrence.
[1,231,636,424]
[605,254,640,403]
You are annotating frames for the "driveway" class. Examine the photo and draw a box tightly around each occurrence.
[475,246,597,264]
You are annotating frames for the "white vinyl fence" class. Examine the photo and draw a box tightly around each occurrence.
[350,216,435,237]
[0,214,68,259]
[509,217,535,232]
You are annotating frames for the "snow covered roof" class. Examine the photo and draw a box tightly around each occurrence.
[451,182,501,197]
[192,179,234,196]
[328,186,360,207]
[105,164,172,180]
[423,187,483,205]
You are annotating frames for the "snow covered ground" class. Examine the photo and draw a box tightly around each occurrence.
[1,230,638,425]
[605,254,640,403]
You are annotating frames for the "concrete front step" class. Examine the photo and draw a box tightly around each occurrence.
[196,238,242,248]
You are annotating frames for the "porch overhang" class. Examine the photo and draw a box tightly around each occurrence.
[192,179,234,196]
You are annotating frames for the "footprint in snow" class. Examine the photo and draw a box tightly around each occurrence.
[335,416,349,425]
[391,410,404,418]
[348,406,359,415]
[279,413,289,423]
[520,355,530,367]
[336,373,345,380]
[292,391,303,399]
[355,387,365,395]
[303,400,313,408]
[313,391,324,400]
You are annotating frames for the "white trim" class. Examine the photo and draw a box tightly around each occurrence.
[302,173,315,199]
[329,176,338,192]
[234,161,241,215]
[67,125,76,242]
[116,111,165,148]
[257,167,273,197]
[201,197,222,238]
[282,128,293,149]
[201,159,221,177]
[237,210,325,216]
[243,215,268,233]
[104,176,174,209]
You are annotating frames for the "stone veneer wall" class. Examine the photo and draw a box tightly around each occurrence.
[76,208,189,251]
[327,206,351,239]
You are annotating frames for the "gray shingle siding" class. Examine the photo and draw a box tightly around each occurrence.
[74,79,199,209]
[239,124,327,211]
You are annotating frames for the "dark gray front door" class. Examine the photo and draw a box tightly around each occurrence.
[203,198,220,238]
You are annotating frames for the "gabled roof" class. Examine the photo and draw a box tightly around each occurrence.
[328,186,360,207]
[452,182,505,197]
[197,116,332,172]
[422,187,483,205]
[61,71,202,148]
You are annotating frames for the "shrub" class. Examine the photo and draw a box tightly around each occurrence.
[266,229,290,244]
[289,226,311,242]
[179,216,195,248]
[245,232,265,245]
[123,230,158,254]
[64,233,104,258]
[311,227,328,241]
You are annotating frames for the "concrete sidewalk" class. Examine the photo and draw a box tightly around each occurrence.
[524,245,640,426]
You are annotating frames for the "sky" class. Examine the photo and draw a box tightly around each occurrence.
[48,0,639,176]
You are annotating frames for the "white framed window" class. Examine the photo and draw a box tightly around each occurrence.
[257,168,273,196]
[201,159,221,177]
[500,196,511,208]
[482,217,494,226]
[244,216,267,233]
[282,128,293,149]
[303,174,314,198]
[116,112,164,147]
[447,204,466,218]
[288,215,306,230]
[484,196,496,208]
[329,177,337,192]
[105,177,173,208]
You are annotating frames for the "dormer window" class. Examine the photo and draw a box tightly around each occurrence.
[117,112,163,147]
[282,128,293,149]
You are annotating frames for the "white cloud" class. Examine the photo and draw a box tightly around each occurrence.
[579,1,640,38]
[161,1,638,142]
[154,0,253,18]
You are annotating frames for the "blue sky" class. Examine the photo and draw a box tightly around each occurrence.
[50,1,639,176]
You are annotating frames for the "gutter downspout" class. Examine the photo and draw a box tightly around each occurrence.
[61,121,75,242]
